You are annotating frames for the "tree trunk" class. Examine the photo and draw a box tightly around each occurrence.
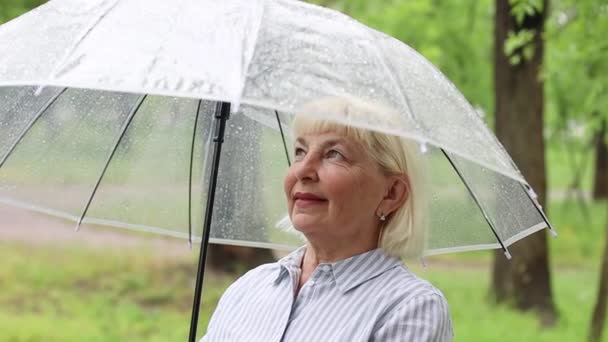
[593,118,608,200]
[589,201,608,342]
[208,245,275,273]
[491,0,556,325]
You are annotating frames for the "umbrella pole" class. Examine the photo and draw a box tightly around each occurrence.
[188,101,231,342]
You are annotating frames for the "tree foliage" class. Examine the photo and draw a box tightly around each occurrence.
[319,0,495,121]
[545,0,608,140]
[323,0,607,147]
[0,0,46,23]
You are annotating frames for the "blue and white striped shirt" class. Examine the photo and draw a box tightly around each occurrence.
[203,246,453,341]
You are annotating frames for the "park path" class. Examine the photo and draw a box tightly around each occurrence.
[4,190,582,270]
[0,204,493,271]
[0,204,195,258]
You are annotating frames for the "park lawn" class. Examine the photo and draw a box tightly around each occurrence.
[415,264,602,342]
[0,242,232,342]
[0,240,604,342]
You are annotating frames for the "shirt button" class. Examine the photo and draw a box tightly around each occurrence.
[320,265,331,272]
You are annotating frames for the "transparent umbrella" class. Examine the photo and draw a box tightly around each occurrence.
[0,0,556,340]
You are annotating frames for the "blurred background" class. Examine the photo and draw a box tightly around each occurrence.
[0,0,606,341]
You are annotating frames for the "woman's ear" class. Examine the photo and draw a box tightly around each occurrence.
[377,174,409,217]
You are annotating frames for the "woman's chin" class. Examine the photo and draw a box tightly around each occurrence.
[291,217,322,235]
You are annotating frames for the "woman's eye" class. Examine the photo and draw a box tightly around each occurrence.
[294,147,306,158]
[326,149,345,160]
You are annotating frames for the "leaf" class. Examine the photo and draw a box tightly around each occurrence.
[504,29,536,65]
[509,0,544,25]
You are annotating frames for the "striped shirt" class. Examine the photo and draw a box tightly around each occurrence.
[202,246,453,341]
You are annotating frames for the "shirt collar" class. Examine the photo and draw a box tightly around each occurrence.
[274,246,402,293]
[275,245,306,283]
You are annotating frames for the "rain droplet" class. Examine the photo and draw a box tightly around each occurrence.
[419,142,428,154]
[34,85,45,96]
[527,187,538,200]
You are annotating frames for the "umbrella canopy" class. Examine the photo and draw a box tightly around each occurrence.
[0,0,554,256]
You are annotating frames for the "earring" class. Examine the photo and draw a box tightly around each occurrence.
[379,213,386,221]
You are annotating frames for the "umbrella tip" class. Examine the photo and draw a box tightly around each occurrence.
[504,250,512,260]
[188,239,193,250]
[75,216,86,232]
[549,228,558,238]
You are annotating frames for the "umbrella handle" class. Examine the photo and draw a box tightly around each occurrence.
[189,101,231,342]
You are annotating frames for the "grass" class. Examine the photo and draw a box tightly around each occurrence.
[415,264,603,341]
[547,199,607,265]
[0,239,604,341]
[0,242,234,342]
[547,140,595,191]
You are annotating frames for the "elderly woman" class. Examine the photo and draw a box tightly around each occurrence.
[203,98,453,341]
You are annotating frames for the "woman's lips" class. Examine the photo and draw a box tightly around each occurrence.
[294,192,327,207]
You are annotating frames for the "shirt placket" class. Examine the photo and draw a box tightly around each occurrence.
[288,264,334,323]
[275,265,303,342]
[279,265,334,342]
[288,277,316,322]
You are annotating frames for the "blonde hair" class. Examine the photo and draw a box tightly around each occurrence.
[289,97,428,259]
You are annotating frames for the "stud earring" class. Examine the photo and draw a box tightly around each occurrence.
[379,214,386,221]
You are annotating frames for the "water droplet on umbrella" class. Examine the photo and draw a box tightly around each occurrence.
[34,86,45,96]
[419,142,428,154]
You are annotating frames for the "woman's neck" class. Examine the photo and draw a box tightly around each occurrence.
[303,240,377,265]
[296,234,379,293]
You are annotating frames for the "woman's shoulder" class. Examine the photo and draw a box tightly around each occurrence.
[213,261,282,305]
[224,247,304,294]
[230,261,282,287]
[379,263,449,306]
[372,264,453,340]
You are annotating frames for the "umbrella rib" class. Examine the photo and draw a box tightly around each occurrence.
[492,139,557,236]
[518,182,558,236]
[187,100,204,247]
[274,110,291,166]
[498,148,557,236]
[440,148,512,259]
[0,88,67,169]
[48,0,120,80]
[76,95,147,231]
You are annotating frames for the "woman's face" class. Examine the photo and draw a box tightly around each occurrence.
[284,130,390,240]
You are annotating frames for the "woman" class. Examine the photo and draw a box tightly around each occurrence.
[203,98,453,341]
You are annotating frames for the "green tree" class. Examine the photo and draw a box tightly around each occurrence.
[324,0,495,119]
[590,202,608,341]
[0,0,46,23]
[545,0,608,199]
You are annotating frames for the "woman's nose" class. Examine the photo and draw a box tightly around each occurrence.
[293,154,319,182]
